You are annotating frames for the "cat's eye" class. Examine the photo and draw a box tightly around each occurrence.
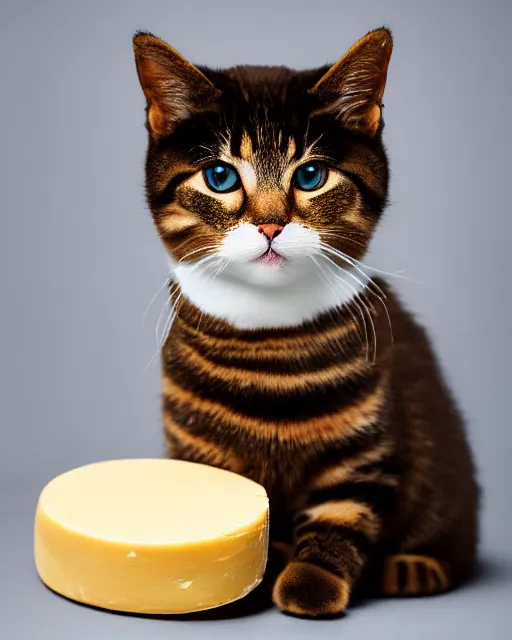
[293,162,328,191]
[203,162,241,193]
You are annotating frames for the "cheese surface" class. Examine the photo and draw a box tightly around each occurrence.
[34,459,269,614]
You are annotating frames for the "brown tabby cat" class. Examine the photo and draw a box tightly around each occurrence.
[133,28,479,618]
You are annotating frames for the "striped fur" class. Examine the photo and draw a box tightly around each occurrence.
[133,28,479,617]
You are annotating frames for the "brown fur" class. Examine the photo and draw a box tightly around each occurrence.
[133,28,479,617]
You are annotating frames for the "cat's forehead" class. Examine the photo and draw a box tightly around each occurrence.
[203,64,322,138]
[226,64,295,80]
[203,65,323,184]
[219,129,299,191]
[224,64,297,92]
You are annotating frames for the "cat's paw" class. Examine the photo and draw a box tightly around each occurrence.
[272,561,350,618]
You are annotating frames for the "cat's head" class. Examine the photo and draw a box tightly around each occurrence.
[133,29,392,329]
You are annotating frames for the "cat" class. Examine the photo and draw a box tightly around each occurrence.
[133,28,479,618]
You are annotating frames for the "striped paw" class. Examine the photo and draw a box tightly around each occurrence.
[382,554,450,596]
[273,561,350,617]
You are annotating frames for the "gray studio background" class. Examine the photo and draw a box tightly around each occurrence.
[1,1,511,639]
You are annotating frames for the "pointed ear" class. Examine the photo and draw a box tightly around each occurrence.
[309,28,393,137]
[133,32,221,138]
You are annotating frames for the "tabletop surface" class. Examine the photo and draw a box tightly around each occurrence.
[3,489,512,640]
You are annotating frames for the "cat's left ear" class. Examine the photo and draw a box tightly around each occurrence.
[309,28,393,137]
[133,32,221,138]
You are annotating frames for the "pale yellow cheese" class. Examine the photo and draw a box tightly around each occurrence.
[34,459,269,614]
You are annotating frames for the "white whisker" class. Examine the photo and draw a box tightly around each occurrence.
[188,253,223,273]
[309,255,367,357]
[145,291,183,373]
[320,244,387,299]
[145,241,225,371]
[319,230,368,250]
[323,254,384,363]
[319,244,394,347]
[143,274,172,324]
[317,254,376,362]
[179,245,220,262]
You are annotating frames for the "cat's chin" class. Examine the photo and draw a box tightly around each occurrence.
[222,259,305,288]
[171,255,365,329]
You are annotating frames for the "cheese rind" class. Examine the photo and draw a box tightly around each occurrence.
[34,459,269,614]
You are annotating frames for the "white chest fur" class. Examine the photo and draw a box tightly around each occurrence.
[172,260,366,330]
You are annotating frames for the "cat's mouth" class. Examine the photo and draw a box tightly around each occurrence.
[255,248,285,267]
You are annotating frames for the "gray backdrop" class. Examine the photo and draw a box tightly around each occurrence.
[2,0,511,638]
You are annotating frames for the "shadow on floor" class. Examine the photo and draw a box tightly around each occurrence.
[349,555,512,611]
[468,556,512,587]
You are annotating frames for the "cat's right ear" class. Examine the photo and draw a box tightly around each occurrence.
[133,32,221,138]
[309,28,393,137]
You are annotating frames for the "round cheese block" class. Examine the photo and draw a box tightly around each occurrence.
[34,459,269,614]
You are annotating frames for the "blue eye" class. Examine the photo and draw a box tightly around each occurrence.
[203,163,241,193]
[293,162,328,191]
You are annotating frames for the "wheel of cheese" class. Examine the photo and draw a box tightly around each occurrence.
[34,459,269,614]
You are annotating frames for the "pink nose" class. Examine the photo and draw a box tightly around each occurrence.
[258,224,283,241]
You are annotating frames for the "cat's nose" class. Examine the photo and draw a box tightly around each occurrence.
[258,224,283,241]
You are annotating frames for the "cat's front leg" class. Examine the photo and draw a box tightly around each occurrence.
[273,482,397,617]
